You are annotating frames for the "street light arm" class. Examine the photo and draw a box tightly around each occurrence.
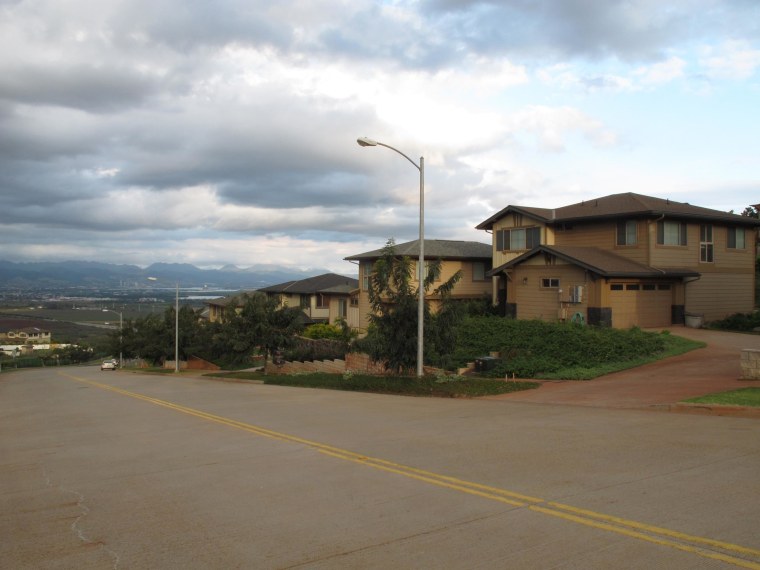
[357,138,421,171]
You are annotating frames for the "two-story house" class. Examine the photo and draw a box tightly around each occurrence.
[344,239,493,333]
[258,273,359,328]
[0,326,52,345]
[207,273,360,328]
[476,192,760,328]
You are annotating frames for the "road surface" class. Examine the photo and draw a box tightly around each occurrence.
[2,366,759,568]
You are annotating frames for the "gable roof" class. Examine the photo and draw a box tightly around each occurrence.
[258,273,358,295]
[477,192,760,230]
[488,245,701,279]
[345,239,492,261]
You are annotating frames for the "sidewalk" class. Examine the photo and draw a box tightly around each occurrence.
[483,326,760,417]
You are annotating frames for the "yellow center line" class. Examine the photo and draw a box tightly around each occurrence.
[61,372,760,569]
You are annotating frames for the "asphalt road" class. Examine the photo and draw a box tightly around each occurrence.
[2,366,760,569]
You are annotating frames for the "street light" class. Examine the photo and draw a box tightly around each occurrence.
[147,277,180,373]
[357,136,425,377]
[102,309,123,368]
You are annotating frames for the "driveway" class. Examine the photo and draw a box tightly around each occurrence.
[485,326,760,415]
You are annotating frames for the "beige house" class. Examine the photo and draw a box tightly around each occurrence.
[259,273,359,328]
[476,192,760,328]
[206,273,360,327]
[0,327,51,345]
[344,239,493,333]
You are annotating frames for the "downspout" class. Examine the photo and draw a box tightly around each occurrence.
[682,275,702,317]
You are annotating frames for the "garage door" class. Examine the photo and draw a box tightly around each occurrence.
[609,283,672,328]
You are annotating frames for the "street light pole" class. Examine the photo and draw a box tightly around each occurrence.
[175,282,179,373]
[102,309,123,368]
[357,136,425,377]
[147,277,180,373]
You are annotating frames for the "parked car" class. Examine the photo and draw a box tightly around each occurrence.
[101,360,117,371]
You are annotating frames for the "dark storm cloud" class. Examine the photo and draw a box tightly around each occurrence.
[0,63,163,113]
[421,0,757,61]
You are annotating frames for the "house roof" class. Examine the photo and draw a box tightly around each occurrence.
[476,192,760,230]
[257,273,359,295]
[205,291,257,307]
[488,245,701,279]
[345,239,492,261]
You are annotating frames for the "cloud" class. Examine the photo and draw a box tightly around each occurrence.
[0,0,758,271]
[700,40,760,79]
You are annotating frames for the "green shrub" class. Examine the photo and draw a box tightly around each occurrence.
[302,323,345,340]
[451,317,668,378]
[707,311,760,332]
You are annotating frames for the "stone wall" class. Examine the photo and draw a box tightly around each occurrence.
[740,349,760,380]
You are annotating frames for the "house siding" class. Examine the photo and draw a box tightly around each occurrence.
[555,220,650,266]
[508,261,589,323]
[686,273,755,321]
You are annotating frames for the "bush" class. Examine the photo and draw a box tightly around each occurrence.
[707,311,760,332]
[451,317,668,378]
[302,323,345,340]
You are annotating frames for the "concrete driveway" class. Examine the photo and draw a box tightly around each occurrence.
[485,326,760,415]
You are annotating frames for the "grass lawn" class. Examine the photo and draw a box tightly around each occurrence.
[206,371,539,398]
[683,387,760,407]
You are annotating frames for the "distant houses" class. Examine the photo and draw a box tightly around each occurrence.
[0,326,52,356]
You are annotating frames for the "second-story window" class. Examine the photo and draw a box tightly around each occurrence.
[496,227,540,251]
[700,224,714,262]
[361,261,373,290]
[472,261,489,281]
[616,220,637,246]
[316,294,328,309]
[300,295,310,309]
[657,220,687,246]
[727,227,746,249]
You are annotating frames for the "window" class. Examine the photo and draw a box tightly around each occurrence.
[541,277,560,289]
[316,294,328,309]
[361,261,373,290]
[610,284,624,291]
[300,295,310,309]
[350,296,359,307]
[642,284,657,291]
[616,220,637,245]
[626,284,640,291]
[700,224,714,262]
[727,227,746,249]
[496,227,540,251]
[472,261,490,281]
[337,298,347,318]
[657,220,687,246]
[417,261,441,282]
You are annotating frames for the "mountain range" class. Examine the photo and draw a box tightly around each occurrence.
[0,260,350,290]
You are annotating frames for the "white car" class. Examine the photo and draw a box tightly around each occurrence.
[101,360,117,371]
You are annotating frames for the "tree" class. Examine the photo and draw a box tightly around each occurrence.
[741,206,759,219]
[361,239,462,374]
[205,292,304,367]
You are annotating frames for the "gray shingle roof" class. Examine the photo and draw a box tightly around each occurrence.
[477,192,760,230]
[488,245,700,279]
[258,273,358,294]
[345,239,492,261]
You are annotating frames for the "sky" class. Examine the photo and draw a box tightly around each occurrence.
[1,0,759,275]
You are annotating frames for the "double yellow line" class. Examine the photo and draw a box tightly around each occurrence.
[63,373,760,569]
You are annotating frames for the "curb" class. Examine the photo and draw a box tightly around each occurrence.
[658,402,760,419]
